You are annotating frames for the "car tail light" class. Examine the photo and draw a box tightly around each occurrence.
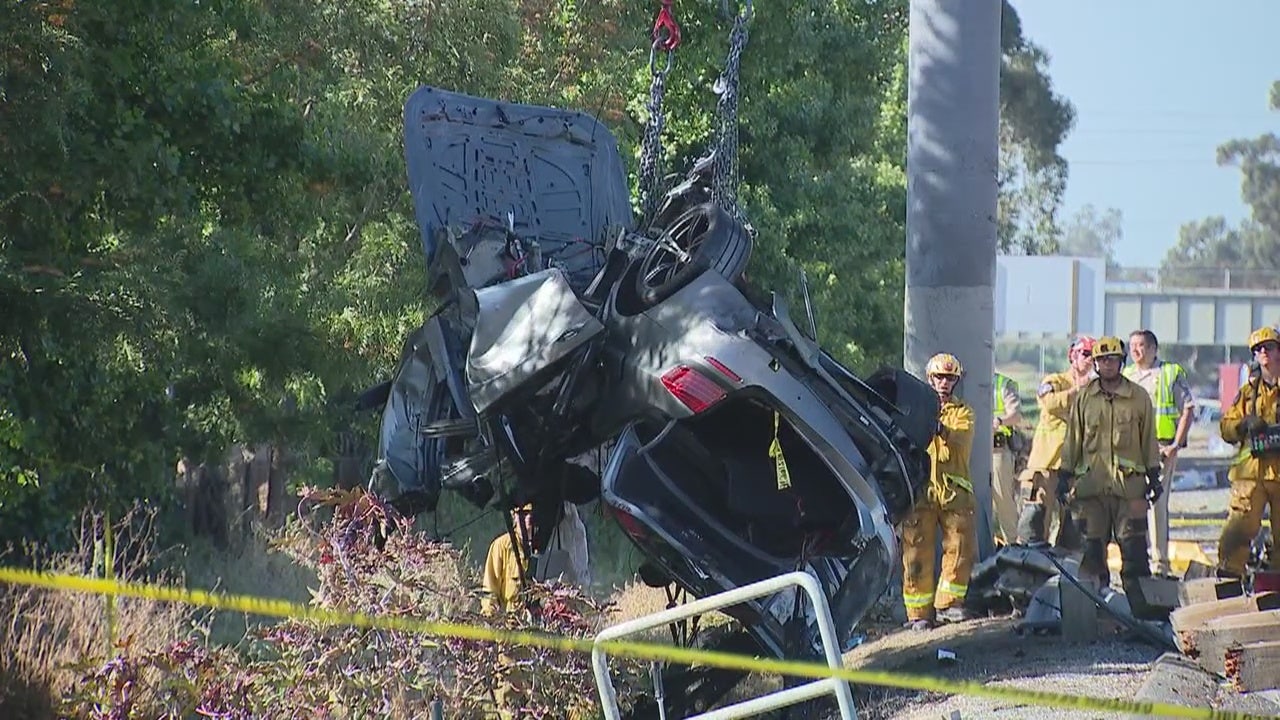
[661,364,727,413]
[609,505,649,540]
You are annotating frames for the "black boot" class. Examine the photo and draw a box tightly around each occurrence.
[1119,520,1166,621]
[1078,538,1106,587]
[1055,507,1083,552]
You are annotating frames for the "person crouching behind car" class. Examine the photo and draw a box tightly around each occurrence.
[483,503,534,615]
[483,503,592,719]
[900,353,978,631]
[483,503,538,719]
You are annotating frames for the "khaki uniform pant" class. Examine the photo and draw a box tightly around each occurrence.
[1148,447,1177,574]
[900,499,977,621]
[991,447,1018,542]
[1217,479,1280,576]
[1074,489,1149,585]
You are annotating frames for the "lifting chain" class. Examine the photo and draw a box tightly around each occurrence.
[638,0,681,222]
[710,0,752,227]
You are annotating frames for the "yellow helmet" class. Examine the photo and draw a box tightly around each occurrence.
[1248,326,1280,351]
[926,353,964,378]
[1093,336,1125,359]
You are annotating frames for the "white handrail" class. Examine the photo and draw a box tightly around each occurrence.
[591,570,857,719]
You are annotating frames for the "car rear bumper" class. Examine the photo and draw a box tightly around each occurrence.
[601,420,894,658]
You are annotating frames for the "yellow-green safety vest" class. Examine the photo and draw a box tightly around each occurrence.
[993,373,1013,438]
[1123,361,1183,441]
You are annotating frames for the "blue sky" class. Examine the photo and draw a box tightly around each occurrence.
[1009,0,1280,268]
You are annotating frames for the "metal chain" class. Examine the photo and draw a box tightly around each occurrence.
[710,0,752,227]
[638,40,674,222]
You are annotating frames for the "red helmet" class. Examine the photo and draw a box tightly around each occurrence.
[1069,335,1096,359]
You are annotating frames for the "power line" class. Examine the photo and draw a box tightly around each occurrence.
[1070,128,1264,136]
[1068,158,1236,166]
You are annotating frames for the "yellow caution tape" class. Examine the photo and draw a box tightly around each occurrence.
[0,566,1270,719]
[769,410,791,491]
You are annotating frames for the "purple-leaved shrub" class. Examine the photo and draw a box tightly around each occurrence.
[58,488,646,719]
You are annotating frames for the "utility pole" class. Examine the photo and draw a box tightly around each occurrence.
[904,0,1002,560]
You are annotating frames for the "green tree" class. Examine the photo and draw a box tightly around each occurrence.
[0,0,1075,549]
[543,0,913,368]
[997,0,1076,255]
[1060,204,1123,273]
[1161,80,1280,290]
[0,0,504,545]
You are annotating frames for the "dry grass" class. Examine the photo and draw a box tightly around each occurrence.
[178,519,318,645]
[0,490,648,718]
[0,508,204,719]
[7,489,858,717]
[607,580,672,624]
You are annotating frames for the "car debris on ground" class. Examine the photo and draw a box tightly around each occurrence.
[950,526,1280,714]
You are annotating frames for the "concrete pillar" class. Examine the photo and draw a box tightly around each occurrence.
[904,0,1002,560]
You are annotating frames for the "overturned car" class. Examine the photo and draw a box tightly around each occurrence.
[359,86,937,671]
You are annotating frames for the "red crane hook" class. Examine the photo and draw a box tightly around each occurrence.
[652,0,682,52]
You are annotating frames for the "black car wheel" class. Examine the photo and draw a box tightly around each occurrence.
[634,202,752,308]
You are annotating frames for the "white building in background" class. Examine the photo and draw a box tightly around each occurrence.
[996,255,1106,339]
[995,255,1280,362]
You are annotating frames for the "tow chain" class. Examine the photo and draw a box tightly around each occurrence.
[710,0,752,228]
[638,0,681,222]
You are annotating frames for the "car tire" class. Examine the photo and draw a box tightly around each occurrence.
[638,561,671,588]
[634,202,752,308]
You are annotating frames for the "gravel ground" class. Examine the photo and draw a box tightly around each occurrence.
[1169,486,1231,517]
[836,617,1163,719]
[826,474,1278,720]
[1168,487,1231,555]
[836,452,1264,719]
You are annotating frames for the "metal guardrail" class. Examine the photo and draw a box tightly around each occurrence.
[591,570,857,720]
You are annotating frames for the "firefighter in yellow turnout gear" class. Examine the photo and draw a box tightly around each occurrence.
[901,353,977,630]
[482,504,533,718]
[482,504,533,615]
[1216,326,1280,578]
[1058,336,1167,619]
[1017,335,1095,548]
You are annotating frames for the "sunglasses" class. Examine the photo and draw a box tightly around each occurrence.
[1256,342,1280,354]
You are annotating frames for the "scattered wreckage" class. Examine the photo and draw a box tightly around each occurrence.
[354,83,938,703]
[967,532,1274,653]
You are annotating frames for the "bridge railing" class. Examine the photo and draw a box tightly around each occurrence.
[1107,266,1277,292]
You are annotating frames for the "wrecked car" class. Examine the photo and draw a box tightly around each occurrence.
[357,85,938,675]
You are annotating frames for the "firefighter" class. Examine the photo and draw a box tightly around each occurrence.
[992,371,1023,544]
[1216,326,1280,578]
[1057,336,1165,618]
[1016,335,1095,547]
[482,504,533,615]
[901,353,977,630]
[1123,329,1195,577]
[483,503,535,719]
